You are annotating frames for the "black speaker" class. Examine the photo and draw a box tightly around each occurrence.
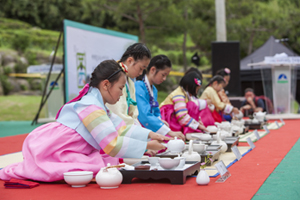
[211,41,241,96]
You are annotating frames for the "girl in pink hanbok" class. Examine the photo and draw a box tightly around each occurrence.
[160,70,214,135]
[0,60,169,182]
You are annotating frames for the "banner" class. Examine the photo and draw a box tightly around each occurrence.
[64,19,138,102]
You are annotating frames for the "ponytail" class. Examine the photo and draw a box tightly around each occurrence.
[205,75,225,89]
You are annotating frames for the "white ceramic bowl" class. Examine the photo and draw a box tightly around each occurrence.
[174,157,186,169]
[123,156,149,165]
[192,143,207,153]
[158,158,180,170]
[148,157,159,166]
[63,171,93,187]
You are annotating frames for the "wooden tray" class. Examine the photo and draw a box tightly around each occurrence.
[155,151,179,158]
[199,150,221,166]
[223,137,239,152]
[120,161,200,184]
[244,121,267,130]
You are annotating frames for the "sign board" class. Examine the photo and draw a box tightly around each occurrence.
[64,19,138,102]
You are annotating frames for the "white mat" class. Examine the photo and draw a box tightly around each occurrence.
[0,152,23,168]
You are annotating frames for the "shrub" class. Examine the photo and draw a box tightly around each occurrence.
[20,84,27,91]
[25,51,38,65]
[0,74,13,95]
[14,62,27,73]
[3,66,12,75]
[11,33,31,53]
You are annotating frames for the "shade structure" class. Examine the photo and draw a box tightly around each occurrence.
[248,53,300,114]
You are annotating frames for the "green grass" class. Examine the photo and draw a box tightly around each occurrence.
[0,95,45,121]
[0,92,167,121]
[157,91,168,104]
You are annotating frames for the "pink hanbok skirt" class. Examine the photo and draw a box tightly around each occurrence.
[0,122,119,182]
[160,102,215,135]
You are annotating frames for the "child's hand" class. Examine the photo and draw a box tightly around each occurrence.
[168,131,185,141]
[148,131,171,142]
[198,124,209,132]
[161,120,170,127]
[145,149,158,156]
[231,107,240,115]
[146,140,167,151]
[206,99,212,105]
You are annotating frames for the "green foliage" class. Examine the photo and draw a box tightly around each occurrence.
[25,50,38,65]
[20,84,27,91]
[11,33,30,52]
[157,91,169,104]
[28,78,42,91]
[14,62,26,73]
[0,18,63,57]
[3,66,12,75]
[1,0,300,63]
[0,74,13,95]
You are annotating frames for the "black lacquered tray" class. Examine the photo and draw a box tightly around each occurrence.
[244,120,267,130]
[199,150,220,166]
[120,161,200,185]
[223,136,239,152]
[155,151,180,158]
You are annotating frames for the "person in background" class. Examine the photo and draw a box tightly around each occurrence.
[160,71,212,135]
[0,60,169,182]
[135,55,185,140]
[106,43,151,126]
[216,68,232,121]
[240,88,265,116]
[200,75,239,123]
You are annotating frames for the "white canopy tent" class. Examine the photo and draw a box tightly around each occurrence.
[248,53,300,117]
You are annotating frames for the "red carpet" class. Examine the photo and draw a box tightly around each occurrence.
[0,134,28,155]
[1,120,299,200]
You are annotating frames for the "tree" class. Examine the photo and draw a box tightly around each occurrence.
[100,0,179,44]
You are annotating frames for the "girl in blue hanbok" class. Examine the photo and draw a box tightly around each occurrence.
[135,55,185,140]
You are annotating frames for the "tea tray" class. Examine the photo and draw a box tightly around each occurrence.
[199,150,221,166]
[244,121,267,130]
[120,161,200,185]
[223,137,239,152]
[155,151,180,158]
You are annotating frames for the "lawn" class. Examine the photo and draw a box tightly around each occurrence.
[0,95,45,121]
[0,92,169,121]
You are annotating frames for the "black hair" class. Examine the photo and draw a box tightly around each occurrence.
[184,67,203,80]
[120,43,151,62]
[216,68,230,77]
[136,55,172,80]
[205,75,225,89]
[179,72,202,97]
[89,60,125,87]
[244,88,254,94]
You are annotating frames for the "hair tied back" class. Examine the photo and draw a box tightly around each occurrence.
[224,68,231,74]
[119,62,128,73]
[194,78,202,86]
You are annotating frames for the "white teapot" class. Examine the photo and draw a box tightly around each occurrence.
[96,163,123,189]
[162,137,185,153]
[207,125,218,133]
[232,110,243,120]
[253,111,266,122]
[211,131,228,153]
[182,140,201,162]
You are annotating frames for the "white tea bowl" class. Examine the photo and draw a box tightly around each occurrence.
[174,157,186,169]
[63,171,93,188]
[192,143,207,153]
[158,158,180,170]
[148,157,159,166]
